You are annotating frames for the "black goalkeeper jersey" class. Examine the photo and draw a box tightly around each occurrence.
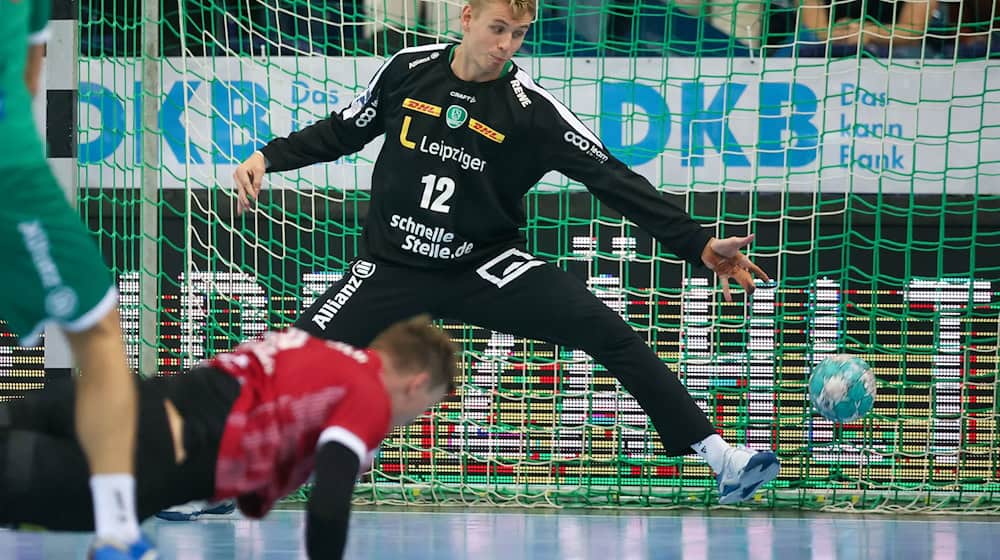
[260,43,713,269]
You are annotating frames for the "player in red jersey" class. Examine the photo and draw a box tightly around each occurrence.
[0,315,457,559]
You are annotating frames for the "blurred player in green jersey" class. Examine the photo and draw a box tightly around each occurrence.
[0,1,156,558]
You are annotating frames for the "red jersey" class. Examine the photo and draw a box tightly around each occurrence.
[207,328,392,518]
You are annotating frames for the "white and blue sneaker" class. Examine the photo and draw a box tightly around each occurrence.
[716,446,780,505]
[154,500,236,521]
[88,534,158,560]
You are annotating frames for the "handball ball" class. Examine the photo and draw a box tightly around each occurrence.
[808,355,876,423]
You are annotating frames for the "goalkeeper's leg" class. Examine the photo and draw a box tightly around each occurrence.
[441,256,780,503]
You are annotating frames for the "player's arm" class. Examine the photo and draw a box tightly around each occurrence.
[540,108,713,266]
[305,376,391,558]
[257,83,385,173]
[304,441,360,559]
[541,104,769,300]
[259,53,402,172]
[25,45,45,97]
[25,0,52,97]
[234,56,399,212]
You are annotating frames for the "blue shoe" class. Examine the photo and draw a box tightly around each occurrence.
[716,446,781,505]
[155,500,236,521]
[88,534,158,560]
[201,500,237,515]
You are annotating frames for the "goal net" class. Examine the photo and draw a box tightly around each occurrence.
[30,0,1000,511]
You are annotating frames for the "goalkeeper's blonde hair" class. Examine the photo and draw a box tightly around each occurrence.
[468,0,537,20]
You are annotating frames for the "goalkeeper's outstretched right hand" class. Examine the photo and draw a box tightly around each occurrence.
[233,150,267,214]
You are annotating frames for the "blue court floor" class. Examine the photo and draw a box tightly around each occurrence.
[1,509,997,559]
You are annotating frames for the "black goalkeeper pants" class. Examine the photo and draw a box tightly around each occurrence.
[294,249,715,456]
[0,368,238,531]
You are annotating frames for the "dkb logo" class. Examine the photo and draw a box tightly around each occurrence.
[600,81,820,168]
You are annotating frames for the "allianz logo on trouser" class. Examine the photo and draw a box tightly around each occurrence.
[351,260,376,278]
[310,260,376,329]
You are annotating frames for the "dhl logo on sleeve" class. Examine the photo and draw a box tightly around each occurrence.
[468,118,506,144]
[402,98,442,117]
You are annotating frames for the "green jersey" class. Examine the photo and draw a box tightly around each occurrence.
[0,0,51,169]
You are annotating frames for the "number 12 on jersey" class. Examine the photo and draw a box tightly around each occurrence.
[419,174,455,213]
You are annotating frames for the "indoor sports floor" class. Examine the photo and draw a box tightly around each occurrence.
[1,509,996,559]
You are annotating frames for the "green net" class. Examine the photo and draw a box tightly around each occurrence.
[7,0,999,512]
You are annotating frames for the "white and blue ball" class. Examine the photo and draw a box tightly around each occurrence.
[808,355,877,423]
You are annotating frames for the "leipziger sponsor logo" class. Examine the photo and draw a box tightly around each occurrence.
[390,214,474,260]
[398,116,487,171]
[418,136,487,171]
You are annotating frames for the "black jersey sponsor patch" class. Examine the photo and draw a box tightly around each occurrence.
[469,118,505,143]
[403,97,442,118]
[476,248,545,288]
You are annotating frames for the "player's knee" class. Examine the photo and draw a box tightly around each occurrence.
[68,305,124,340]
[573,326,665,380]
[62,306,131,376]
[578,321,642,355]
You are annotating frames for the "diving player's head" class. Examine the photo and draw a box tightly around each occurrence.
[457,0,536,79]
[370,314,460,426]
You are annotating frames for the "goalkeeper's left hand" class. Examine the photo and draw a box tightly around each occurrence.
[701,234,771,302]
[234,150,268,214]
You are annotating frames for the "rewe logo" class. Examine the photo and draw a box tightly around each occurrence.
[510,79,531,108]
[446,105,468,129]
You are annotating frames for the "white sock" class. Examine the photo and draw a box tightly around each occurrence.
[691,433,732,473]
[90,474,141,543]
